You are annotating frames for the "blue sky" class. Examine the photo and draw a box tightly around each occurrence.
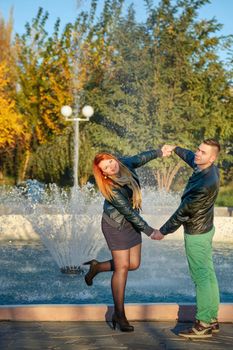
[1,0,233,37]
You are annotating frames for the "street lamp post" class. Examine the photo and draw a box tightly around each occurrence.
[61,105,94,187]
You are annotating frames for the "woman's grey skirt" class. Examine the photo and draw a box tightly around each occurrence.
[101,214,142,251]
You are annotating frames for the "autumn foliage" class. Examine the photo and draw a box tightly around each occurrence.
[0,1,232,189]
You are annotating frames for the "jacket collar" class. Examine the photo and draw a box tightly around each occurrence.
[188,164,214,183]
[194,163,214,175]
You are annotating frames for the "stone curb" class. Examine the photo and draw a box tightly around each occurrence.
[0,303,232,322]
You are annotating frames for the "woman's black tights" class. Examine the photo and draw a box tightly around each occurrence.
[92,244,141,318]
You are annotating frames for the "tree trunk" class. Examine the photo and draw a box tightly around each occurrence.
[0,169,4,184]
[17,149,31,184]
[154,160,182,192]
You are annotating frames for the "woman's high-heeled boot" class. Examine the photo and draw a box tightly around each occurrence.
[112,313,134,332]
[83,259,99,286]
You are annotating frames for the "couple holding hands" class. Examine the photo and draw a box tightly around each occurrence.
[84,139,220,339]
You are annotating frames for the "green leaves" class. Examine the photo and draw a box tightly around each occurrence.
[0,0,232,189]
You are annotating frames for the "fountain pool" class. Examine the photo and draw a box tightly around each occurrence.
[0,184,232,306]
[1,238,232,305]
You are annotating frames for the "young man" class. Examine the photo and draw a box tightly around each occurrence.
[152,139,221,339]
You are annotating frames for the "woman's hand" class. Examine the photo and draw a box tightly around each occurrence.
[150,229,165,240]
[161,144,176,157]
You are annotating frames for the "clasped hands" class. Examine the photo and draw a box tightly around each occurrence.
[161,144,176,157]
[150,229,164,240]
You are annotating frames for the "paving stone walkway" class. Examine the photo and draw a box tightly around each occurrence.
[0,321,233,350]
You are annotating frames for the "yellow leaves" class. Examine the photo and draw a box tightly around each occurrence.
[35,125,43,144]
[0,96,27,149]
[73,34,113,89]
[0,60,28,150]
[0,9,14,61]
[41,113,60,132]
[0,61,10,91]
[0,13,115,157]
[204,37,218,47]
[29,96,38,103]
[167,25,175,36]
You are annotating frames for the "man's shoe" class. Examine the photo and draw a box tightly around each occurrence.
[178,320,212,339]
[211,319,220,333]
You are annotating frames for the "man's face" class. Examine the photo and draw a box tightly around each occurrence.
[194,143,216,169]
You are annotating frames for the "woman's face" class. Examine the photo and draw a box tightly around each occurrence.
[98,158,120,176]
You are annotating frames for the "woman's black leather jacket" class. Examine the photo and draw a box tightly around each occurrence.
[103,149,162,236]
[160,147,220,235]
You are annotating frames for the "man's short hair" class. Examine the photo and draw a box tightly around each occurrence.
[203,139,221,153]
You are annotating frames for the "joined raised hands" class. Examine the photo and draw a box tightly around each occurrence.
[150,229,165,240]
[161,144,176,157]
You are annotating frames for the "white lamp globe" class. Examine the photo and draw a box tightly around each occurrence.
[61,105,73,118]
[82,105,94,118]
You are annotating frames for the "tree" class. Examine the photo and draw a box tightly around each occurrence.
[142,0,233,190]
[0,0,232,188]
[0,10,28,183]
[77,0,233,189]
[15,9,76,182]
[16,2,119,184]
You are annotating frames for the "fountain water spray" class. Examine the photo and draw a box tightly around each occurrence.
[32,184,104,274]
[1,183,232,304]
[1,182,104,274]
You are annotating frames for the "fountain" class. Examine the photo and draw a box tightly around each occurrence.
[0,182,104,275]
[0,183,233,307]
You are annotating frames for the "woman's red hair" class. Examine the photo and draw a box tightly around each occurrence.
[93,153,119,201]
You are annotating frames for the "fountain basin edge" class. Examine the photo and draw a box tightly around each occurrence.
[0,303,232,322]
[0,214,233,242]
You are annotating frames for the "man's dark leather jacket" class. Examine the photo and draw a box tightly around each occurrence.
[103,149,162,236]
[160,147,220,235]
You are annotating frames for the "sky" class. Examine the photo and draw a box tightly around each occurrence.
[1,0,233,35]
[1,0,233,61]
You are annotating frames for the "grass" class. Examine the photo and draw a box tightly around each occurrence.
[216,184,233,207]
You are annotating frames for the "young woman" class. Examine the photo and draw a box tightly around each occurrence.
[84,148,167,332]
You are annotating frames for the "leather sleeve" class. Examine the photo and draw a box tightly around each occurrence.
[160,187,208,235]
[175,147,195,169]
[110,190,154,236]
[121,149,162,169]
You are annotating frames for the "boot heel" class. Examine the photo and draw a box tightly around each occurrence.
[111,313,134,332]
[83,259,99,286]
[112,317,116,330]
[83,260,92,265]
